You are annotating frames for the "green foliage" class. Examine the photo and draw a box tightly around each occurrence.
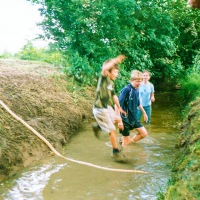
[28,0,200,90]
[16,41,44,61]
[15,41,64,67]
[178,72,200,106]
[0,51,13,59]
[114,68,130,93]
[63,52,96,85]
[168,0,200,72]
[192,53,200,73]
[162,97,200,200]
[29,0,200,86]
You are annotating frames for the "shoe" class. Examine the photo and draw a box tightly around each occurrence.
[92,123,101,138]
[111,150,127,163]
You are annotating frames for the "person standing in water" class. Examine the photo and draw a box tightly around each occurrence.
[137,70,155,124]
[92,55,127,162]
[118,70,148,146]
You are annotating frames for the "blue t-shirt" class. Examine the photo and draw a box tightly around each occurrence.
[119,84,140,125]
[139,82,154,107]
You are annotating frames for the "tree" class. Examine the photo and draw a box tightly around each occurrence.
[29,0,199,88]
[169,1,199,68]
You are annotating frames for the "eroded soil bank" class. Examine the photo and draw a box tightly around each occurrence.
[0,59,94,182]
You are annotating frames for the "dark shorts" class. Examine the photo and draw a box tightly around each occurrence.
[120,121,143,136]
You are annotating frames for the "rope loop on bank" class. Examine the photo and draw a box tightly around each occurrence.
[0,100,148,174]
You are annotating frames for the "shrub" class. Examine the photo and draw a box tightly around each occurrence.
[178,72,200,106]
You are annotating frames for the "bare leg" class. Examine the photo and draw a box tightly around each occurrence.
[110,130,127,162]
[131,127,148,142]
[109,130,118,149]
[122,136,131,146]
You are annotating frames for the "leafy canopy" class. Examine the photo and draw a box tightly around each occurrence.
[29,0,200,89]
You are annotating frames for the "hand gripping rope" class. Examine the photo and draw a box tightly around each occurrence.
[0,100,148,174]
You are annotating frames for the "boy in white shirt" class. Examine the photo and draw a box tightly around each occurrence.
[137,70,155,124]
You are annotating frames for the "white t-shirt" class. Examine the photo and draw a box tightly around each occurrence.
[139,82,154,107]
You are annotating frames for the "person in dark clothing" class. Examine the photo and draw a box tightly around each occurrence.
[118,70,148,146]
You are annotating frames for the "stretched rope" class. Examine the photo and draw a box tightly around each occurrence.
[0,100,148,174]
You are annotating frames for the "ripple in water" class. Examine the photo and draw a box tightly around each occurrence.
[2,163,66,200]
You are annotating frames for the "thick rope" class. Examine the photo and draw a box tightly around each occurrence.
[0,100,148,174]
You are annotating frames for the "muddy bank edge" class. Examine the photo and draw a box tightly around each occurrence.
[0,60,94,182]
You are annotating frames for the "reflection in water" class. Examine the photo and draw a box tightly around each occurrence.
[1,164,66,200]
[0,92,181,200]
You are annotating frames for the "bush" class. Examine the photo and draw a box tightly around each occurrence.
[178,72,200,106]
[0,51,13,59]
[15,41,64,68]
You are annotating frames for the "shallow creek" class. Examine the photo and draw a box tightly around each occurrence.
[0,92,181,200]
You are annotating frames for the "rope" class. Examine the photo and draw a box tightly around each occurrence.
[0,100,148,174]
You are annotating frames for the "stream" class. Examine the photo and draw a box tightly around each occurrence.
[0,92,181,200]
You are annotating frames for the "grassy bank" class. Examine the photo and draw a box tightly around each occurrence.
[160,96,200,199]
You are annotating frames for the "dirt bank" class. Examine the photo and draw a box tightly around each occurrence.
[0,59,94,182]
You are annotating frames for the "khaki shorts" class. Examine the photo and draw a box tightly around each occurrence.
[93,106,120,134]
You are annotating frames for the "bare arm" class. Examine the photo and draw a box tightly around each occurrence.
[138,105,148,123]
[101,55,126,76]
[151,92,155,102]
[113,95,126,130]
[113,95,126,116]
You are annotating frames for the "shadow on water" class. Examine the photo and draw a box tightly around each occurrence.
[0,92,181,200]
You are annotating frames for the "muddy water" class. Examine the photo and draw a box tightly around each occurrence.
[0,92,181,200]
